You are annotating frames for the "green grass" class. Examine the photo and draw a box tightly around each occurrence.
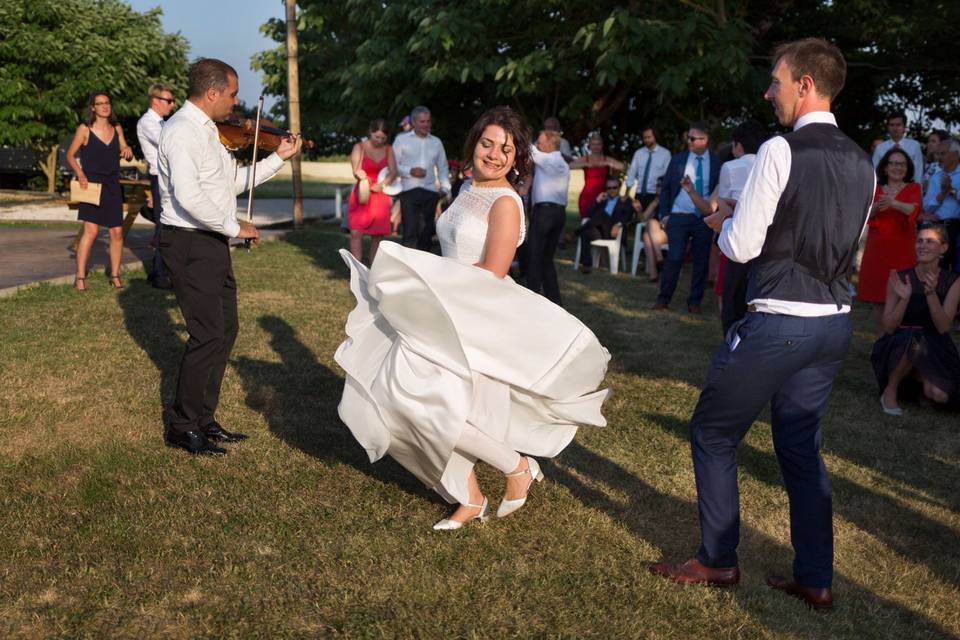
[0,226,957,638]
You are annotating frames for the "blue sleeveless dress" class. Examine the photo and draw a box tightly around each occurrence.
[78,129,123,228]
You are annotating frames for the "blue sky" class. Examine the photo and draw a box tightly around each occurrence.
[126,0,286,110]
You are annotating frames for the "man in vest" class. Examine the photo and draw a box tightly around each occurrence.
[649,38,875,611]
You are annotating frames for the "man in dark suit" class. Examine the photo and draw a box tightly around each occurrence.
[653,122,721,313]
[649,38,875,612]
[578,176,635,273]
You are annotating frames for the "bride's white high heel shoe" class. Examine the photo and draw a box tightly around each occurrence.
[432,498,490,531]
[496,456,544,518]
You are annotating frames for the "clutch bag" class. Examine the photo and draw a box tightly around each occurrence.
[70,179,102,206]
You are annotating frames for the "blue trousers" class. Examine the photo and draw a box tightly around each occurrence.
[656,213,713,307]
[690,312,852,588]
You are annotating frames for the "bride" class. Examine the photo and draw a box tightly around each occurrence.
[335,107,611,530]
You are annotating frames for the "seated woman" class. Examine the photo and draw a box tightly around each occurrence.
[872,224,960,415]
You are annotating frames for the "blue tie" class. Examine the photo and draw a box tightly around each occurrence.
[695,156,704,196]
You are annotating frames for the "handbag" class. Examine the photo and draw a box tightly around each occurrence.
[353,150,370,205]
[69,179,102,206]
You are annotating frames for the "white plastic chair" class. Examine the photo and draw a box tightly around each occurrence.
[630,222,646,277]
[574,218,628,275]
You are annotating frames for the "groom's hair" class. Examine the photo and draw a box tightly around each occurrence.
[773,38,846,101]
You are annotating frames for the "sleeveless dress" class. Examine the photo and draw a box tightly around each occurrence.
[858,183,922,303]
[335,184,611,504]
[78,128,123,228]
[348,147,392,236]
[578,165,609,218]
[871,268,960,407]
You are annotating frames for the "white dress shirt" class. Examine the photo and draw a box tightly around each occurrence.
[719,111,874,317]
[625,144,671,194]
[872,136,923,178]
[530,145,570,206]
[136,108,164,176]
[393,130,451,194]
[716,153,756,201]
[672,152,711,214]
[158,100,284,238]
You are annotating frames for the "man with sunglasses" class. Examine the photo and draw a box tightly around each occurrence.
[653,122,721,313]
[137,83,177,289]
[577,176,633,273]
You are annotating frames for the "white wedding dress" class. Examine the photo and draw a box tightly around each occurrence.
[335,184,611,504]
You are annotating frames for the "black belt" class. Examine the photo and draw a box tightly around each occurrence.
[161,224,226,240]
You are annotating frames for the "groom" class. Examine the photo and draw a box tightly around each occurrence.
[649,38,875,610]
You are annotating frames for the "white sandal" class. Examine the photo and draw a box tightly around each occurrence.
[496,457,544,518]
[433,498,490,531]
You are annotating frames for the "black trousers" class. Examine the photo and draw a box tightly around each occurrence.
[579,214,618,268]
[525,202,566,305]
[400,187,439,251]
[160,227,239,434]
[635,192,657,211]
[148,174,169,282]
[691,312,851,587]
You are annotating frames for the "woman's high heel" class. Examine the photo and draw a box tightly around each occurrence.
[73,276,87,292]
[496,456,544,518]
[109,273,124,289]
[433,498,490,531]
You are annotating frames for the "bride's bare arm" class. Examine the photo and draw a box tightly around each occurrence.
[474,196,521,278]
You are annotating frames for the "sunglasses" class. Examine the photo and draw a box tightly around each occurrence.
[156,97,175,104]
[688,136,706,142]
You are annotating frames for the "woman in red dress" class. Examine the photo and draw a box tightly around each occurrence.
[569,133,624,218]
[858,148,922,331]
[349,118,398,264]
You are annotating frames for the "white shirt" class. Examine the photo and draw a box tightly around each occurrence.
[136,108,164,176]
[719,111,874,317]
[158,100,284,238]
[872,137,923,178]
[530,145,570,206]
[625,144,671,194]
[717,153,756,200]
[393,130,451,194]
[672,152,711,214]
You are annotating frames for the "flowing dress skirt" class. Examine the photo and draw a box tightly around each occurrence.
[335,242,611,504]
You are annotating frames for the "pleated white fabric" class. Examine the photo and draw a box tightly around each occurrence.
[335,186,611,505]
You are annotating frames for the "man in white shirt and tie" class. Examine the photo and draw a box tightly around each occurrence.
[871,110,923,177]
[136,83,176,288]
[393,106,451,251]
[158,58,302,455]
[625,126,671,211]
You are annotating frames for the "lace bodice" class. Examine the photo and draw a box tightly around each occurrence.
[436,184,526,265]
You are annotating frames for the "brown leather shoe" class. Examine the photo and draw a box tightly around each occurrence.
[648,558,740,587]
[687,305,702,314]
[766,575,833,611]
[651,302,668,311]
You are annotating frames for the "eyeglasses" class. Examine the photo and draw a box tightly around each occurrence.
[606,184,620,190]
[94,101,111,106]
[887,161,907,167]
[688,136,706,142]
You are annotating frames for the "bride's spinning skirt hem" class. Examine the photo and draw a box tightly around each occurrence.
[335,242,610,504]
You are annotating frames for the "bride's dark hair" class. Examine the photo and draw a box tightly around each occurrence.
[461,107,532,189]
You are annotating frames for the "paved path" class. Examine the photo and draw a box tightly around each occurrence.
[0,198,342,297]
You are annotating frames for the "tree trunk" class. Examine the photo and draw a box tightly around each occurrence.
[286,0,303,228]
[37,145,59,193]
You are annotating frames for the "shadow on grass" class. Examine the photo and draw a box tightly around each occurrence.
[549,439,954,637]
[643,411,960,591]
[117,278,182,435]
[231,314,437,504]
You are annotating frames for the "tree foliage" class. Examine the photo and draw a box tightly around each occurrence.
[257,0,960,158]
[0,0,189,149]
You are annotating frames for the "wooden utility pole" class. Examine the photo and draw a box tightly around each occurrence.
[285,0,303,227]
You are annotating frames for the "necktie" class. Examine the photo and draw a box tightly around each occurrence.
[640,150,652,195]
[695,156,704,196]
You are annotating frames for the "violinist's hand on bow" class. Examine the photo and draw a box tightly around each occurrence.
[277,134,303,161]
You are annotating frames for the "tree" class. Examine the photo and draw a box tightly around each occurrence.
[0,0,189,190]
[255,1,960,159]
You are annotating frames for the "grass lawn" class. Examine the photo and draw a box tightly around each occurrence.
[0,225,957,638]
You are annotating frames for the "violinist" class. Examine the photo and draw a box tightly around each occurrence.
[157,58,302,456]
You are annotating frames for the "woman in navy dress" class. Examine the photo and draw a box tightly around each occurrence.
[66,92,133,291]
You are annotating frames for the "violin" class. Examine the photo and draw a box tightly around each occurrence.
[216,115,314,151]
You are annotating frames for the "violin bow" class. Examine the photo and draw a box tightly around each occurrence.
[244,95,265,250]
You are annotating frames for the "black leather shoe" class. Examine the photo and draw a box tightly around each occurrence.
[165,429,227,455]
[202,421,248,443]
